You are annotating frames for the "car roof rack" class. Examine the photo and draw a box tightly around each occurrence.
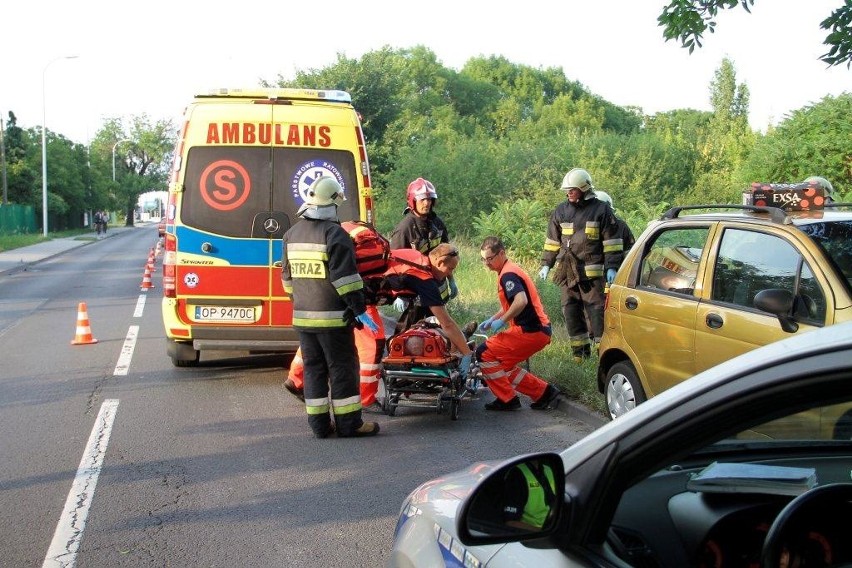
[661,204,789,224]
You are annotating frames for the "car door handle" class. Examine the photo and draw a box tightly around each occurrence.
[273,261,283,268]
[706,313,724,329]
[625,296,638,310]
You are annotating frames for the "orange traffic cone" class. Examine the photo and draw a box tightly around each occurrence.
[71,302,98,345]
[155,241,162,257]
[147,248,156,265]
[140,265,154,290]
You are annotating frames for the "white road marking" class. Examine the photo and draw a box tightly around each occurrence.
[113,326,139,376]
[42,399,119,568]
[133,295,146,318]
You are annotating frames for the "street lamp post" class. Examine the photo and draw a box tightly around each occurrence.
[41,55,79,237]
[112,139,132,182]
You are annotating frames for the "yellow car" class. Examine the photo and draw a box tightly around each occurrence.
[598,193,852,429]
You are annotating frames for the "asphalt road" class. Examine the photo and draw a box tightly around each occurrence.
[0,227,601,567]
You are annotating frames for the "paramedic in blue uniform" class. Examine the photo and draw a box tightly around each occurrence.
[281,176,381,439]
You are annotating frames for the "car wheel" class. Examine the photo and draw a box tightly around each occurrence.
[605,361,646,420]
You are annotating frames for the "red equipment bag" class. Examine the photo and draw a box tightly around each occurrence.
[383,320,455,365]
[340,220,391,276]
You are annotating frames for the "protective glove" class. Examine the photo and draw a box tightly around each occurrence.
[538,266,550,280]
[606,268,618,284]
[489,319,507,333]
[458,353,473,379]
[393,297,410,313]
[355,312,380,334]
[477,316,496,333]
[448,277,459,300]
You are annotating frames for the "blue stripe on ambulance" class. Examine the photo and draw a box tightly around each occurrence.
[175,225,270,265]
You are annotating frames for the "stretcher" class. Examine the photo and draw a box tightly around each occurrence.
[379,319,483,421]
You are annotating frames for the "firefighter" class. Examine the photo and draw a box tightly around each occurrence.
[594,191,635,257]
[538,168,625,362]
[476,237,561,411]
[281,176,381,438]
[389,177,456,327]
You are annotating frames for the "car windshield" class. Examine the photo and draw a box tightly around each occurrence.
[799,220,852,294]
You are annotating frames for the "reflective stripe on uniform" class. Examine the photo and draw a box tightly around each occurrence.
[543,237,561,253]
[584,264,604,277]
[293,309,347,328]
[584,221,600,240]
[331,394,361,415]
[602,238,623,253]
[305,397,330,415]
[560,222,574,236]
[333,273,364,296]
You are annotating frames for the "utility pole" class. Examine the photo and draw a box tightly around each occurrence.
[1,115,7,205]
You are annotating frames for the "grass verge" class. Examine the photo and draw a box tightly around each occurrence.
[0,228,101,253]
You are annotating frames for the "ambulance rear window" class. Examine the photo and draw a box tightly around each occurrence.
[180,147,360,238]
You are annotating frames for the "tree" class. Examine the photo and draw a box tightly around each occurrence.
[658,0,852,68]
[739,93,852,197]
[90,114,176,225]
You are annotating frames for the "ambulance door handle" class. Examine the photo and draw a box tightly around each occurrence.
[273,261,283,268]
[201,242,213,253]
[624,296,638,310]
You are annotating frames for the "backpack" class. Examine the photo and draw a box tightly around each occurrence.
[340,221,391,276]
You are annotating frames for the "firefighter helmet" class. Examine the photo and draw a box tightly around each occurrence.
[561,168,594,192]
[406,178,438,210]
[305,176,345,206]
[804,176,836,201]
[595,190,615,210]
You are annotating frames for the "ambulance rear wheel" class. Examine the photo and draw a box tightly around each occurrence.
[168,341,199,367]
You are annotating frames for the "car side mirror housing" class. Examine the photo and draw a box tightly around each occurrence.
[754,289,799,333]
[456,452,565,546]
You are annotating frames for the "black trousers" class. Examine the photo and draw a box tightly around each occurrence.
[300,328,363,436]
[561,278,605,355]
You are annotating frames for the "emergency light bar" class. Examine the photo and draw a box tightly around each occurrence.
[743,182,825,211]
[195,88,352,103]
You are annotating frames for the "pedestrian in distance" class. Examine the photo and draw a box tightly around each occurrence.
[476,236,561,411]
[281,176,381,439]
[538,168,626,362]
[389,177,457,329]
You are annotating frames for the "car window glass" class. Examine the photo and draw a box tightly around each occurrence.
[799,220,852,295]
[712,229,807,310]
[638,227,707,295]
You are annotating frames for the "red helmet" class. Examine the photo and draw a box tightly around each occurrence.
[406,178,438,211]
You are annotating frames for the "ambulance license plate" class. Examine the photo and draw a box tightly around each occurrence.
[194,306,256,323]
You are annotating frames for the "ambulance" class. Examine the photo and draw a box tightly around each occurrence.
[161,88,375,366]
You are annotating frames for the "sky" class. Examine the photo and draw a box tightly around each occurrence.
[3,0,850,145]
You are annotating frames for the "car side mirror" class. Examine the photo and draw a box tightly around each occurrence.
[754,289,799,333]
[456,452,565,546]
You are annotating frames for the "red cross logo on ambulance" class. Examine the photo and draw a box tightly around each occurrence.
[290,160,347,206]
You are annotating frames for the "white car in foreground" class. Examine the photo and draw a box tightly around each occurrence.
[390,321,852,567]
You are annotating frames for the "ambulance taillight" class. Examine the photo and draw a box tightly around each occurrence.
[163,233,177,298]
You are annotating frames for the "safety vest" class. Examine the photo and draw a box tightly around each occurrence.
[518,463,556,528]
[381,249,451,302]
[497,261,550,331]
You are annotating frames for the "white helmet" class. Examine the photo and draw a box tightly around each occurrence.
[595,190,615,211]
[305,176,345,206]
[561,168,594,192]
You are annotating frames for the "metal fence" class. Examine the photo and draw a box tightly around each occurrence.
[0,203,37,235]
